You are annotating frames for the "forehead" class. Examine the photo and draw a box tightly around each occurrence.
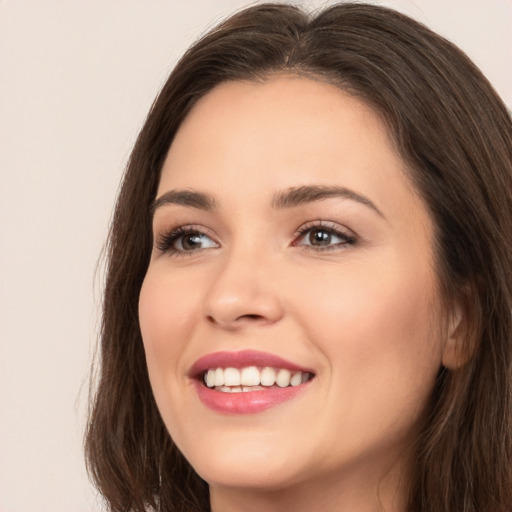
[159,76,429,231]
[164,77,394,182]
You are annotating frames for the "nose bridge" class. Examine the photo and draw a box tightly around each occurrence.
[202,240,283,328]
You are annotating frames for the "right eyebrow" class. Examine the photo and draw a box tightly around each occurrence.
[150,189,217,216]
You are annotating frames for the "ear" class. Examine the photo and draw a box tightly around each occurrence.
[441,298,474,370]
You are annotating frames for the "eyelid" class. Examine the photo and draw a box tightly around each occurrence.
[292,220,358,249]
[153,220,357,257]
[154,224,220,255]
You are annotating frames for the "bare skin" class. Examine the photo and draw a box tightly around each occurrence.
[139,76,460,512]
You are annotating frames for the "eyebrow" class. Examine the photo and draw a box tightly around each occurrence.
[151,189,217,215]
[271,185,383,217]
[151,184,383,217]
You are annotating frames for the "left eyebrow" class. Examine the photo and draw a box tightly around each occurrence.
[271,185,384,218]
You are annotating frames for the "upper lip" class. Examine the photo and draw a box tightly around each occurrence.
[189,349,315,378]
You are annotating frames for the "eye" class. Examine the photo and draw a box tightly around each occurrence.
[156,226,219,255]
[294,222,356,251]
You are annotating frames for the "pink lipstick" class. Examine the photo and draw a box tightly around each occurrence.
[190,350,314,414]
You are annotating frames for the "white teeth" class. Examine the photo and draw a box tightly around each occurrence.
[216,386,264,393]
[276,369,291,387]
[240,366,260,386]
[290,371,302,387]
[224,367,241,386]
[204,366,312,390]
[242,386,261,392]
[260,367,276,386]
[214,367,224,387]
[205,369,215,387]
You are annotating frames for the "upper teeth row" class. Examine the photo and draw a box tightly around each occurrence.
[204,366,309,388]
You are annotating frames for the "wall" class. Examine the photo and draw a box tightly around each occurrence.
[0,1,510,510]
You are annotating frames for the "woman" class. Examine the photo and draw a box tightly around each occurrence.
[85,3,512,511]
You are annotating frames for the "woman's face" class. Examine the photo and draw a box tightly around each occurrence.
[139,77,454,501]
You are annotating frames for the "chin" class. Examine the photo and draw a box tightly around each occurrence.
[197,463,302,492]
[182,436,307,491]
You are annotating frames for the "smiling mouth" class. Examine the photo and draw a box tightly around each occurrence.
[202,366,314,392]
[191,351,315,413]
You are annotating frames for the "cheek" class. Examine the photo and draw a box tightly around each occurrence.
[139,267,199,355]
[294,255,438,341]
[289,254,443,420]
[138,266,214,450]
[138,268,202,404]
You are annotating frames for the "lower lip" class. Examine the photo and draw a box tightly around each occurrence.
[194,381,309,414]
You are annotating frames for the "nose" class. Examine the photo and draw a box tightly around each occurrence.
[202,251,284,330]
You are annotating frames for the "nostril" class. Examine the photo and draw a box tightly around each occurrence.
[240,314,263,320]
[206,313,266,326]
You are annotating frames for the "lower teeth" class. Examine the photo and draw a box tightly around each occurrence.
[216,385,269,393]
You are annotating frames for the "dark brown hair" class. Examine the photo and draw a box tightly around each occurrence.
[85,3,512,511]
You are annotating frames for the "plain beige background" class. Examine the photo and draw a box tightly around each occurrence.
[0,1,510,511]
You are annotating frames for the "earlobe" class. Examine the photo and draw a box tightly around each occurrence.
[441,300,473,370]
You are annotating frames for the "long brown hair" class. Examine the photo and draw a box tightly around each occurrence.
[85,3,512,511]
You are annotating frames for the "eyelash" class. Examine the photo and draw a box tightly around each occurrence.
[293,221,357,251]
[154,221,357,256]
[155,226,217,256]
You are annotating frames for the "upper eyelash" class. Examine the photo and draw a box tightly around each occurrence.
[155,226,210,254]
[154,221,357,255]
[293,221,357,249]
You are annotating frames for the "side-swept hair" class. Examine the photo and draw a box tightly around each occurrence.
[85,3,512,511]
